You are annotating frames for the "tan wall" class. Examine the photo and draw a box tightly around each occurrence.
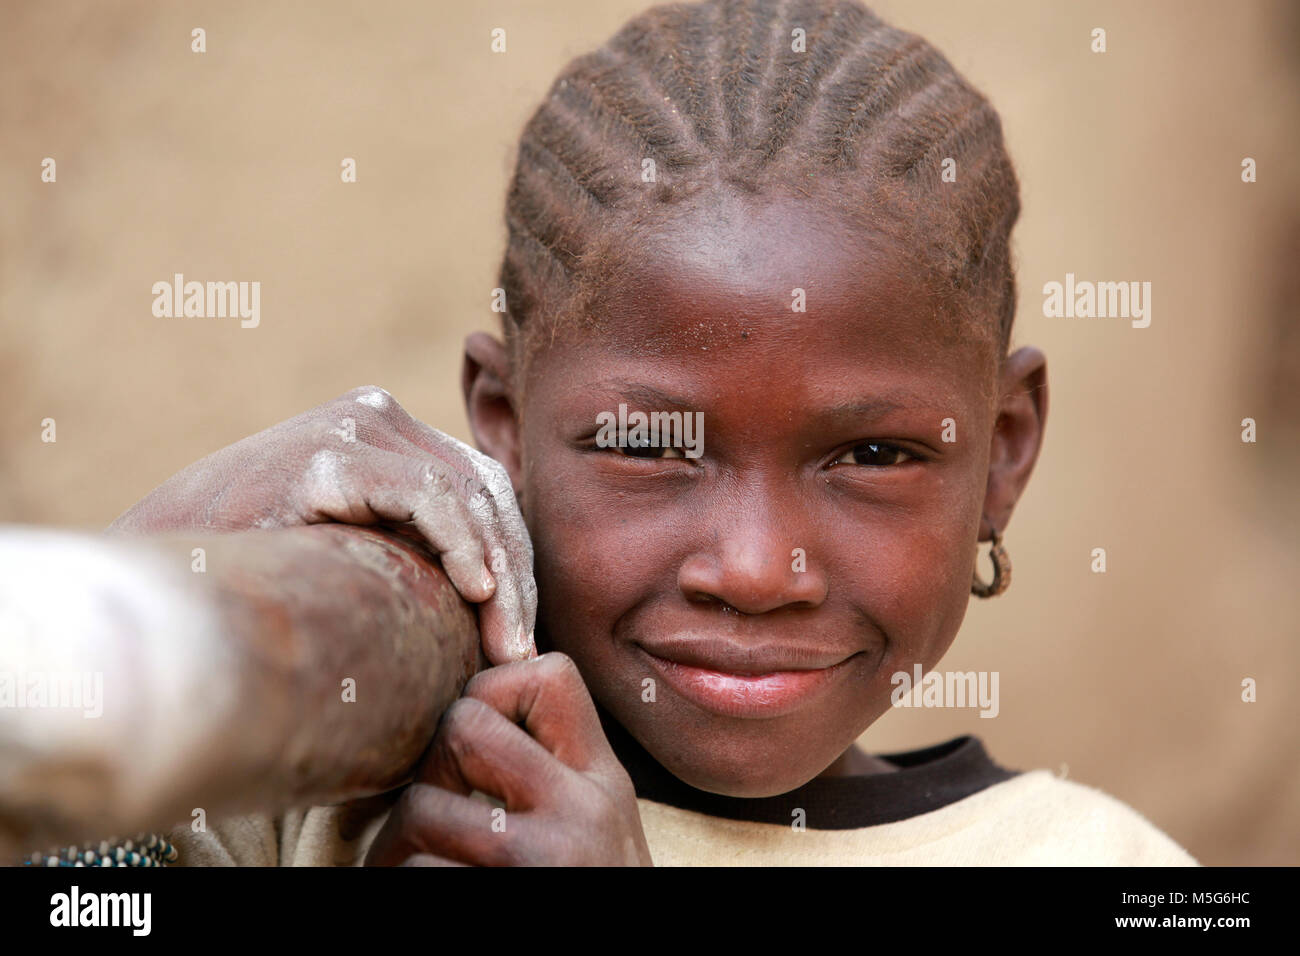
[2,0,1297,865]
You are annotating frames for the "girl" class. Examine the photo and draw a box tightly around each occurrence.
[115,0,1196,865]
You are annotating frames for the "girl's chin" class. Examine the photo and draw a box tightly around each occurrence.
[663,759,830,798]
[634,722,842,797]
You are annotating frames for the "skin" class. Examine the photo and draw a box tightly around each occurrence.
[460,189,1047,801]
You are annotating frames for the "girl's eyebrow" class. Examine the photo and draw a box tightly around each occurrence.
[588,380,697,411]
[810,392,957,425]
[819,398,908,421]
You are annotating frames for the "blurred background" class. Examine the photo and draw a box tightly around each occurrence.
[2,0,1297,865]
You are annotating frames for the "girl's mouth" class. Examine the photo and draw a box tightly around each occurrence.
[636,646,856,720]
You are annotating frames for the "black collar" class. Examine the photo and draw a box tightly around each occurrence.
[600,711,1020,831]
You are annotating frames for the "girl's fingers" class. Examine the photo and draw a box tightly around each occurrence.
[385,418,534,589]
[352,451,498,606]
[419,696,573,812]
[474,584,516,667]
[476,545,536,665]
[442,493,533,665]
[349,454,525,664]
[382,421,535,663]
[371,783,510,866]
[301,388,538,663]
[459,653,613,777]
[393,424,538,663]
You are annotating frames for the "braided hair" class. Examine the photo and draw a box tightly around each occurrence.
[498,0,1020,382]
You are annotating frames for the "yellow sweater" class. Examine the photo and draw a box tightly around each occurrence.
[167,736,1198,866]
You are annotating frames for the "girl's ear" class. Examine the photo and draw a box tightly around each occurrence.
[462,331,524,494]
[979,346,1048,541]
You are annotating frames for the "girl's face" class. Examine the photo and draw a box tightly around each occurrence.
[467,192,1047,797]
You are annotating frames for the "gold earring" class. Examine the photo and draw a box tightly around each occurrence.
[971,522,1011,598]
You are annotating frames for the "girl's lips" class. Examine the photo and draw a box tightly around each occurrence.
[638,647,851,719]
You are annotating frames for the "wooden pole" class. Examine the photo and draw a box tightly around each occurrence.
[0,523,481,861]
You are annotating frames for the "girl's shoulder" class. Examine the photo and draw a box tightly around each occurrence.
[167,794,398,867]
[967,768,1200,866]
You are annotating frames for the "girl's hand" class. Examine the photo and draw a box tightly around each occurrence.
[108,385,537,664]
[364,652,654,867]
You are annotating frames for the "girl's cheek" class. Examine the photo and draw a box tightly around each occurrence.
[906,525,978,666]
[850,512,974,663]
[527,474,644,612]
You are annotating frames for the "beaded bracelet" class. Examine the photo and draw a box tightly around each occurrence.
[21,832,178,868]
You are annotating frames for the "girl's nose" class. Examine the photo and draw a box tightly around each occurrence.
[677,505,829,614]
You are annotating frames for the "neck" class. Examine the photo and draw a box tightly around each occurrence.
[817,743,900,777]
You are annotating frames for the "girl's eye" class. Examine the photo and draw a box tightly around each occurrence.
[618,438,686,460]
[832,442,914,467]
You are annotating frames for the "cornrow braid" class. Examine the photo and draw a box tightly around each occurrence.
[498,0,1020,381]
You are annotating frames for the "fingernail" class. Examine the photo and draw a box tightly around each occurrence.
[481,567,496,594]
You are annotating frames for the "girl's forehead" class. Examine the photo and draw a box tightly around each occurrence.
[521,192,997,401]
[579,209,951,363]
[530,244,986,417]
